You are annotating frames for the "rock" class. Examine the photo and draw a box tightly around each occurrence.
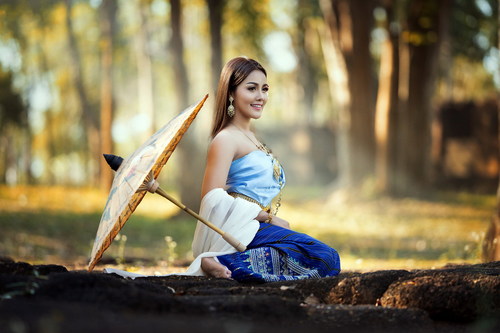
[413,261,500,277]
[2,260,500,332]
[34,272,176,312]
[0,298,297,333]
[326,270,411,305]
[0,261,35,275]
[33,264,68,275]
[306,304,434,333]
[0,257,14,263]
[168,294,306,320]
[0,261,67,276]
[271,275,344,302]
[136,275,239,295]
[380,271,500,322]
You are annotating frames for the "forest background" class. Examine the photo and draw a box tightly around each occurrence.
[0,0,499,273]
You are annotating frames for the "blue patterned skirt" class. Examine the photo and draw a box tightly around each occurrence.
[217,223,341,283]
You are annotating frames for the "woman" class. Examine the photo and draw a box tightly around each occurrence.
[192,56,341,282]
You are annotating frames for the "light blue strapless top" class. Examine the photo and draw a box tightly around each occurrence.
[226,150,286,208]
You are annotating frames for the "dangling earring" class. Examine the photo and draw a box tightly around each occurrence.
[227,96,235,117]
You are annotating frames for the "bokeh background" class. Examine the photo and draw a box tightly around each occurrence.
[0,0,498,273]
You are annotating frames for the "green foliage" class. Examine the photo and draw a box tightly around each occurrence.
[451,0,498,60]
[225,0,273,59]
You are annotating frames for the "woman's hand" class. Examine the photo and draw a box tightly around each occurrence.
[270,216,290,229]
[255,210,290,229]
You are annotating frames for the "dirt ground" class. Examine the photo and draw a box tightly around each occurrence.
[0,258,499,333]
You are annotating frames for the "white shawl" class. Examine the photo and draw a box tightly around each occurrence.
[104,188,261,279]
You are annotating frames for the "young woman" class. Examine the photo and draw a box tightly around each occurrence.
[191,56,341,282]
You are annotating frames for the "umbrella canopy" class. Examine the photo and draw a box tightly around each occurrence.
[88,95,208,271]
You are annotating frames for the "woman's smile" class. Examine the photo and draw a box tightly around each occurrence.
[251,103,263,110]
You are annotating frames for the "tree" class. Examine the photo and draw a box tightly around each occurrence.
[169,0,202,210]
[136,0,156,136]
[65,0,100,186]
[395,0,451,194]
[375,0,400,193]
[482,0,500,262]
[295,0,320,124]
[206,0,225,94]
[99,0,118,191]
[0,0,62,185]
[320,0,376,188]
[0,70,27,184]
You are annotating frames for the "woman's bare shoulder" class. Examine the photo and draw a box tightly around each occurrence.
[210,128,237,149]
[208,128,238,156]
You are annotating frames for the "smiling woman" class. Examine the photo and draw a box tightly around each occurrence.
[231,70,269,120]
[184,56,341,282]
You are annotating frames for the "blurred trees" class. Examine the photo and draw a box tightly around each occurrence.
[0,0,497,203]
[483,0,500,262]
[136,0,156,137]
[64,0,99,186]
[0,70,29,184]
[397,0,451,195]
[320,0,376,189]
[98,0,117,190]
[169,0,202,209]
[206,0,225,93]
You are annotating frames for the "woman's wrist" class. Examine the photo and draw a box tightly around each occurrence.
[256,210,268,222]
[256,210,273,223]
[264,211,273,223]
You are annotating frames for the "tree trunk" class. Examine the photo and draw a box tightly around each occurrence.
[65,0,100,186]
[397,0,450,194]
[169,0,201,211]
[136,0,156,137]
[170,0,189,108]
[482,0,500,262]
[375,0,400,193]
[292,0,319,184]
[206,0,225,94]
[319,0,351,188]
[296,0,318,124]
[346,0,376,185]
[99,0,117,191]
[320,0,376,188]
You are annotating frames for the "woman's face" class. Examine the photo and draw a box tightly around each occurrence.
[232,70,269,120]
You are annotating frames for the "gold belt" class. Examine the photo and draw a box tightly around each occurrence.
[228,192,270,211]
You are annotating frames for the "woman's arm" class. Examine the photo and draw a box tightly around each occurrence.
[201,132,237,198]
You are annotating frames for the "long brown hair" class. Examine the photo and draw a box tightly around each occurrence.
[211,57,267,138]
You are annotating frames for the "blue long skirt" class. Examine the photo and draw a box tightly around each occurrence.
[217,223,341,283]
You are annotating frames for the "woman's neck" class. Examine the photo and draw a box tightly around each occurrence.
[231,118,252,132]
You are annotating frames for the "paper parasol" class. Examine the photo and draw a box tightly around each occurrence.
[88,94,246,271]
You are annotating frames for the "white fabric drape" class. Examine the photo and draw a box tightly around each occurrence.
[104,188,261,279]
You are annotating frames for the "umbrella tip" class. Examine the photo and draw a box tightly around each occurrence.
[103,154,124,171]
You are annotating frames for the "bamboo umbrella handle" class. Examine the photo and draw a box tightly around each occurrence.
[154,187,247,252]
[104,155,248,253]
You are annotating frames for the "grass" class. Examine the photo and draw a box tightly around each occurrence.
[0,185,495,273]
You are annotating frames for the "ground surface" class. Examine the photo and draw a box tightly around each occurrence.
[0,258,499,333]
